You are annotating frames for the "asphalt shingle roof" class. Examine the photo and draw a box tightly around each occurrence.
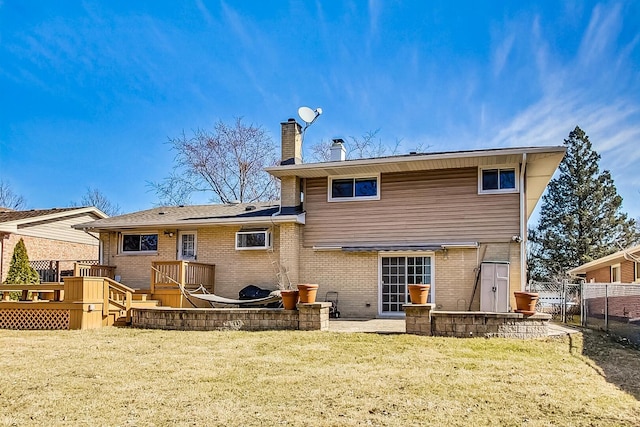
[0,207,88,224]
[75,202,283,230]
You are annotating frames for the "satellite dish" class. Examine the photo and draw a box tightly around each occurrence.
[298,106,317,124]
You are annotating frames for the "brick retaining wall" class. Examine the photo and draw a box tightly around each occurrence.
[131,302,331,331]
[404,304,552,338]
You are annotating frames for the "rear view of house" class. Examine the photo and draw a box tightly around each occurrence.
[76,119,565,317]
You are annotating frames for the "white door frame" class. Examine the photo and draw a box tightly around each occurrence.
[378,251,435,317]
[178,231,197,261]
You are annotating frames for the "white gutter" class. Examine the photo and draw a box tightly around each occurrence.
[520,153,527,291]
[75,213,306,232]
[266,146,566,176]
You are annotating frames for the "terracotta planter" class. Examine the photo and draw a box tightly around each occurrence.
[408,284,431,304]
[297,284,319,304]
[281,290,300,310]
[514,291,539,315]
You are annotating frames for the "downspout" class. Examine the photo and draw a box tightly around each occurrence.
[520,153,527,291]
[82,229,102,264]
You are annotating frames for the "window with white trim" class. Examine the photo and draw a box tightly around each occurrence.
[328,175,379,201]
[121,233,158,253]
[635,262,640,282]
[611,264,621,283]
[479,166,518,194]
[236,230,271,250]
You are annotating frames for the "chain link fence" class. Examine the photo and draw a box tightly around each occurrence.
[529,280,640,345]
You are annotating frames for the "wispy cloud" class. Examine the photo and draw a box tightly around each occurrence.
[483,2,640,215]
[368,0,382,38]
[492,33,515,77]
[578,3,623,66]
[195,0,214,26]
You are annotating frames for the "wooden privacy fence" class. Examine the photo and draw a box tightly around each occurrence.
[29,259,99,282]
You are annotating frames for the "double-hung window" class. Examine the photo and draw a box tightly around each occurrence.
[121,233,158,253]
[328,175,379,202]
[479,166,518,194]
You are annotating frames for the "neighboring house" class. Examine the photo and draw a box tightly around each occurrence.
[76,119,565,317]
[0,207,108,283]
[568,244,640,283]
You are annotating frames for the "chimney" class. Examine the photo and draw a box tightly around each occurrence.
[280,118,303,165]
[330,139,346,162]
[279,119,303,215]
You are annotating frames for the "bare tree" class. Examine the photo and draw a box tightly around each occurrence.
[308,129,421,162]
[150,118,278,205]
[72,187,122,216]
[0,180,26,210]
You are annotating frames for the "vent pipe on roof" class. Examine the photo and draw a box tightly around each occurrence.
[330,139,346,162]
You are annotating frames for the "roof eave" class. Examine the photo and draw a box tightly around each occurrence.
[266,146,566,178]
[75,212,305,232]
[567,245,640,275]
[0,207,108,227]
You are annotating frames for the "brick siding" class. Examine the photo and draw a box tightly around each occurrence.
[1,233,98,283]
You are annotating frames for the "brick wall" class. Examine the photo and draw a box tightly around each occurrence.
[102,227,281,297]
[98,225,522,318]
[621,260,636,283]
[1,233,98,283]
[586,265,611,283]
[299,246,379,318]
[297,242,520,318]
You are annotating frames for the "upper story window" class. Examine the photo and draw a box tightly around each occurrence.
[634,261,640,283]
[478,166,518,194]
[328,175,380,202]
[121,233,158,253]
[236,229,272,250]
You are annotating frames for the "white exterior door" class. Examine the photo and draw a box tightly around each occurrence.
[480,262,510,312]
[379,254,434,315]
[178,232,197,261]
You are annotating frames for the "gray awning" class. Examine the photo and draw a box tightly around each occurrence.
[312,242,479,252]
[343,245,443,252]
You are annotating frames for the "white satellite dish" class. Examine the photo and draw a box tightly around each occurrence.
[298,106,317,124]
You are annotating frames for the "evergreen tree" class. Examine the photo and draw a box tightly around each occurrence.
[3,238,40,284]
[528,126,639,281]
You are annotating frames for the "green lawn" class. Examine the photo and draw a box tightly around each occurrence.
[0,328,638,426]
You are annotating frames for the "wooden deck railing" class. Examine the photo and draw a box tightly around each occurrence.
[1,283,65,302]
[151,261,215,293]
[74,263,116,279]
[103,278,135,323]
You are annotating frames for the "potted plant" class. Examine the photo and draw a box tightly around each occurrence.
[280,288,299,310]
[408,284,431,304]
[514,291,539,315]
[297,284,319,304]
[274,266,299,310]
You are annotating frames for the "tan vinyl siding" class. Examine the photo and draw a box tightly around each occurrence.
[15,213,101,245]
[303,168,520,247]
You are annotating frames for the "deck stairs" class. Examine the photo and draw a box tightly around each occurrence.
[104,282,161,327]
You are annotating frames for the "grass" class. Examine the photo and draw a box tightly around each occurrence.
[0,328,639,426]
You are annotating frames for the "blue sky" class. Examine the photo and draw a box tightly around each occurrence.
[1,1,639,220]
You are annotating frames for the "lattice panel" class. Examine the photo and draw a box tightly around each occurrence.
[0,309,70,330]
